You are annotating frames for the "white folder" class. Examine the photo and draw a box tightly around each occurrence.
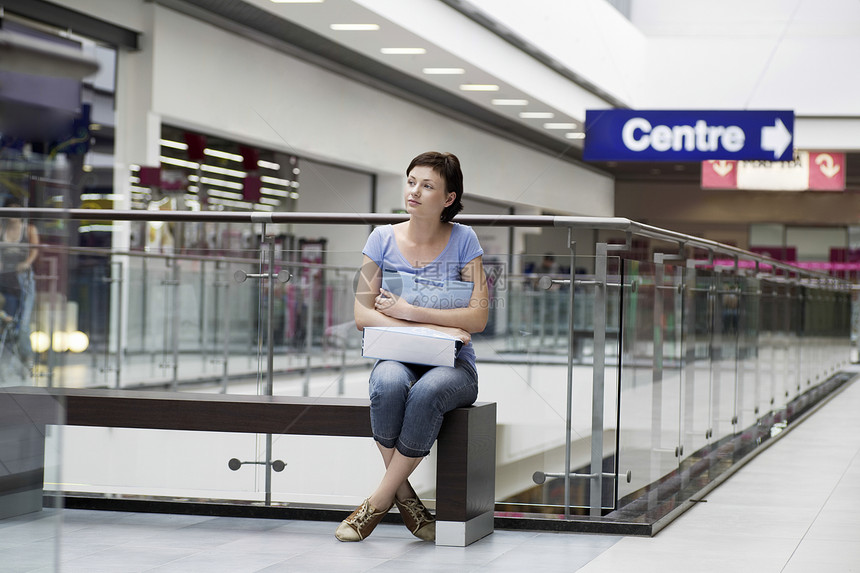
[362,326,463,368]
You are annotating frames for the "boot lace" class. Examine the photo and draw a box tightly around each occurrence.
[400,498,432,528]
[347,500,379,529]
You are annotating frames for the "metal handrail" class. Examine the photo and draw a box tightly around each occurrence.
[3,207,851,285]
[33,243,357,272]
[4,207,852,520]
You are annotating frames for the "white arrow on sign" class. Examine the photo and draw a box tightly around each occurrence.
[815,153,841,178]
[711,160,734,176]
[761,118,792,159]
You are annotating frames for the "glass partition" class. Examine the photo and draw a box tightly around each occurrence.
[736,274,761,430]
[681,266,713,478]
[712,270,740,442]
[2,211,855,532]
[0,207,65,570]
[0,387,63,571]
[617,258,685,505]
[615,256,852,520]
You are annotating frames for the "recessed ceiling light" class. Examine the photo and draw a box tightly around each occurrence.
[491,99,529,106]
[258,160,281,170]
[380,47,426,55]
[565,132,586,139]
[519,111,555,119]
[160,138,188,150]
[330,24,379,31]
[543,122,577,129]
[205,148,243,162]
[459,84,500,91]
[422,67,465,75]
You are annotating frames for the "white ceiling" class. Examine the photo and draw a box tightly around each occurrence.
[168,0,860,182]
[242,0,610,151]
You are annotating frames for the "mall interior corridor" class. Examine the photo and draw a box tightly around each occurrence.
[3,367,858,573]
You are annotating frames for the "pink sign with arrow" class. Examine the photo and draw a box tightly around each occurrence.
[702,151,845,191]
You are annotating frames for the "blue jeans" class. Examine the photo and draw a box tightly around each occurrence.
[2,270,34,362]
[369,359,479,458]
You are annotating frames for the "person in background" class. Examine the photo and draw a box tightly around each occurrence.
[1,198,39,366]
[539,253,558,276]
[343,151,488,542]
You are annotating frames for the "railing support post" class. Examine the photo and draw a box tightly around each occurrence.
[262,228,276,506]
[171,259,180,391]
[589,242,625,517]
[563,235,576,517]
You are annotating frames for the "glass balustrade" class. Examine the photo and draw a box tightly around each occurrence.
[0,212,855,532]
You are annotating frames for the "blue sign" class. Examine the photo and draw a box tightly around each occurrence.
[583,110,795,161]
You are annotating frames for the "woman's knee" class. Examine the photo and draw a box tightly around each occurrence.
[407,367,478,411]
[369,361,414,399]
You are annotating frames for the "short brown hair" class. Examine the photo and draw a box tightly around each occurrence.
[406,151,464,223]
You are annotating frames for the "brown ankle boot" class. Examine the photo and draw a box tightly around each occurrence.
[395,496,436,541]
[335,499,391,542]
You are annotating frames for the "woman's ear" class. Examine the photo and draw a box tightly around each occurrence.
[445,192,455,207]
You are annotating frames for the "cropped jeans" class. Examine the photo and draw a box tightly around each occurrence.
[2,269,35,363]
[369,359,479,458]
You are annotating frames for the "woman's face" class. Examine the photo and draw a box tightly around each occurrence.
[405,165,453,219]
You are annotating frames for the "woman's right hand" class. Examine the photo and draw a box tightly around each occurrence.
[428,325,471,344]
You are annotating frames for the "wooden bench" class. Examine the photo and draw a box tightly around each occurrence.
[0,387,496,546]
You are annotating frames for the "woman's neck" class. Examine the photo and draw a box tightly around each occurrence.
[405,217,448,244]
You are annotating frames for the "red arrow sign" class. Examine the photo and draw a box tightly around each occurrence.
[702,152,846,191]
[809,152,845,191]
[701,160,738,188]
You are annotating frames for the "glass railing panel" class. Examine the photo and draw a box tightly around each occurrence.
[3,216,73,390]
[736,275,762,429]
[678,268,714,482]
[57,248,260,390]
[0,207,67,568]
[41,243,366,394]
[803,287,852,389]
[498,253,620,364]
[63,249,114,388]
[48,427,262,502]
[16,212,856,526]
[786,283,804,401]
[809,289,828,386]
[179,251,266,391]
[46,245,328,500]
[190,256,258,388]
[840,290,853,368]
[663,262,685,465]
[502,253,571,357]
[772,282,793,412]
[1,387,63,571]
[710,271,740,442]
[52,247,624,517]
[758,280,780,415]
[617,258,681,503]
[596,252,627,515]
[838,290,853,368]
[469,253,621,515]
[851,289,860,363]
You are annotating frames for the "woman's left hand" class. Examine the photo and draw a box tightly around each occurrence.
[374,288,413,320]
[16,262,30,272]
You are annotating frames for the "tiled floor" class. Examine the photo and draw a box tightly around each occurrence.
[0,511,621,573]
[580,372,860,573]
[3,374,860,572]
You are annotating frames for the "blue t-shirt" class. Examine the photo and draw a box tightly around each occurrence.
[362,223,483,368]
